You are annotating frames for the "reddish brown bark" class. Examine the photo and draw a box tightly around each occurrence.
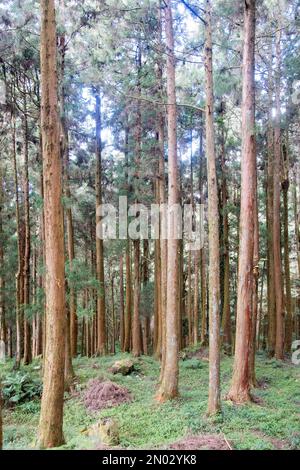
[273,30,284,360]
[227,0,256,403]
[95,93,106,356]
[38,0,66,448]
[205,0,221,415]
[156,0,179,401]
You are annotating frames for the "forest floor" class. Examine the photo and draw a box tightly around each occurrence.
[2,347,300,450]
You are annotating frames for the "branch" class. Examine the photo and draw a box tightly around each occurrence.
[180,0,207,25]
[114,88,204,113]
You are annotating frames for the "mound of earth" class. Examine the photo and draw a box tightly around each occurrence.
[169,434,231,450]
[83,379,132,412]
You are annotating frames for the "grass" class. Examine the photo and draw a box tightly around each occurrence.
[1,349,300,450]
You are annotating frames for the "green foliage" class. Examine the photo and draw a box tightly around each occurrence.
[2,371,42,406]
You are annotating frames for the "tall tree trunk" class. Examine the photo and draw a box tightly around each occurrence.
[273,29,284,360]
[156,0,179,401]
[282,141,292,353]
[227,0,256,403]
[294,166,300,279]
[200,246,207,345]
[132,239,142,356]
[38,0,66,448]
[124,243,132,352]
[219,102,232,353]
[119,255,124,351]
[249,181,259,387]
[59,27,77,358]
[12,115,24,369]
[23,91,32,366]
[123,123,131,353]
[95,93,106,356]
[267,87,276,356]
[193,251,199,345]
[205,0,221,415]
[132,44,142,358]
[0,165,5,361]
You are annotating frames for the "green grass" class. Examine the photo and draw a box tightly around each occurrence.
[2,350,300,450]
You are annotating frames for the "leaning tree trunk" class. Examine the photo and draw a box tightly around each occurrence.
[156,0,179,401]
[205,0,221,415]
[227,0,256,404]
[38,0,66,448]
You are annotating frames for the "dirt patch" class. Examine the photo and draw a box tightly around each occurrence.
[181,347,209,361]
[253,430,289,450]
[83,379,132,412]
[168,434,232,450]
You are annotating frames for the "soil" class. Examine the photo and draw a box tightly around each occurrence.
[83,379,132,412]
[168,434,232,450]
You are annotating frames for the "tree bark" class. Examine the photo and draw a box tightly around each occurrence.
[282,141,292,353]
[205,0,221,415]
[119,255,125,351]
[156,0,179,401]
[227,0,256,403]
[95,93,106,356]
[22,92,32,365]
[38,0,66,448]
[273,29,284,360]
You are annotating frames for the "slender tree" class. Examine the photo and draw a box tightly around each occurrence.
[156,0,179,401]
[273,28,284,360]
[95,92,106,356]
[38,0,66,448]
[227,0,256,403]
[204,0,221,415]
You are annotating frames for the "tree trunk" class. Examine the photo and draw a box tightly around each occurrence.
[219,102,232,353]
[156,0,179,401]
[95,93,106,356]
[227,0,256,404]
[282,141,292,353]
[119,255,124,351]
[132,44,142,358]
[124,243,132,352]
[12,115,24,369]
[273,29,284,360]
[267,95,276,356]
[22,92,32,366]
[249,180,259,387]
[132,239,142,356]
[38,0,66,448]
[59,29,77,358]
[205,0,221,415]
[0,165,5,362]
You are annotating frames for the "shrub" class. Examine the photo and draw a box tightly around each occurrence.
[2,372,42,406]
